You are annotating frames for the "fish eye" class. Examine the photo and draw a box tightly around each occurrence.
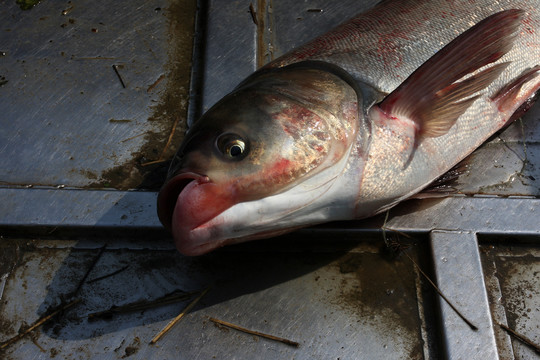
[216,133,248,160]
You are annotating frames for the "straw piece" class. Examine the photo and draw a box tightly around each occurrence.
[150,287,210,344]
[209,317,300,347]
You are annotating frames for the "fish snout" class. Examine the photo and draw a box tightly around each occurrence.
[158,171,237,255]
[157,172,208,230]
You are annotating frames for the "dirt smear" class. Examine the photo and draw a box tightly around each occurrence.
[89,0,196,190]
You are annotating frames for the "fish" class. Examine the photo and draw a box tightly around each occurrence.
[157,0,540,255]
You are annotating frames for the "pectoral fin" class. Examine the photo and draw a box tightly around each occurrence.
[376,9,524,140]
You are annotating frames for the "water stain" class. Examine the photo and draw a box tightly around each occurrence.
[494,253,540,325]
[336,251,421,336]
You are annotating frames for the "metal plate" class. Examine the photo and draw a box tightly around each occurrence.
[0,238,439,359]
[480,242,540,360]
[0,0,194,190]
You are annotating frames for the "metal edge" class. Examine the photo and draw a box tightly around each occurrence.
[477,250,516,359]
[186,0,208,127]
[1,189,540,239]
[430,230,499,360]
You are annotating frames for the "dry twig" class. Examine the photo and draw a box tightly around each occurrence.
[147,74,165,92]
[121,132,146,143]
[0,299,81,350]
[404,250,478,331]
[71,245,106,297]
[86,265,130,284]
[498,322,540,354]
[141,114,181,167]
[112,64,126,88]
[150,287,210,344]
[209,317,300,347]
[88,290,194,320]
[249,3,258,25]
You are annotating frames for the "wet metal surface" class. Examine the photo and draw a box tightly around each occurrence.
[0,0,195,190]
[1,0,540,359]
[0,238,437,359]
[481,242,540,360]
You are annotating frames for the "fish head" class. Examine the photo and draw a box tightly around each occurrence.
[158,64,360,255]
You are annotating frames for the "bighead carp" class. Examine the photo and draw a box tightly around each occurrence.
[158,1,540,255]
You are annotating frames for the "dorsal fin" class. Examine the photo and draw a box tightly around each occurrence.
[377,9,524,139]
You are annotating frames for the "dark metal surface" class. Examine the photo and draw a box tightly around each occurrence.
[0,0,194,190]
[0,238,437,359]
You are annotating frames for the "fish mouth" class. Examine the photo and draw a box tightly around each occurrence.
[157,171,237,256]
[157,172,207,231]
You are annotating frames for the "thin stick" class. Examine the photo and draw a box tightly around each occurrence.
[498,322,540,354]
[150,287,210,344]
[147,74,165,92]
[139,159,168,167]
[249,3,258,25]
[71,245,106,296]
[157,115,180,160]
[109,119,132,123]
[121,132,146,143]
[87,290,195,320]
[381,210,390,246]
[31,337,46,353]
[209,317,300,347]
[86,265,129,284]
[0,299,81,350]
[140,115,180,167]
[382,226,414,240]
[405,252,478,331]
[112,64,126,88]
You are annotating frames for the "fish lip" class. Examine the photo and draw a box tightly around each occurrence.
[157,171,209,231]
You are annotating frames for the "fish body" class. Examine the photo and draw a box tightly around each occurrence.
[158,0,540,255]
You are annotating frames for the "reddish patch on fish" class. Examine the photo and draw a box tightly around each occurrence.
[268,158,293,176]
[522,15,536,35]
[235,158,298,197]
[280,105,323,139]
[377,29,410,70]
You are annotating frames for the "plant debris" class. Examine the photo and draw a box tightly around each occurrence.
[140,114,181,167]
[147,74,165,93]
[249,3,258,25]
[209,317,300,347]
[112,64,126,88]
[70,245,106,297]
[87,289,195,320]
[150,287,210,344]
[0,299,81,350]
[498,322,540,354]
[86,265,130,284]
